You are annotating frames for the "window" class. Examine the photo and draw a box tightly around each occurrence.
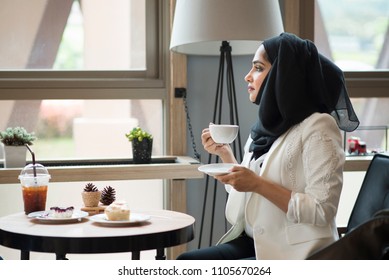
[315,0,389,155]
[0,0,150,72]
[0,99,162,160]
[0,0,166,161]
[316,0,388,71]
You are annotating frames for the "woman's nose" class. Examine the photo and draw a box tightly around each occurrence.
[245,72,252,82]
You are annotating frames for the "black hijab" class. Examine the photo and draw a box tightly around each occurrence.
[249,32,359,159]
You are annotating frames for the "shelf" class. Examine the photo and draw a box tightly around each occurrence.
[0,156,203,184]
[343,155,373,172]
[0,155,373,185]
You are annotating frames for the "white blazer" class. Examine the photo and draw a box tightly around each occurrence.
[218,113,345,259]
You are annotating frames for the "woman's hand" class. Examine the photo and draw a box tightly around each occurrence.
[214,165,260,192]
[201,126,236,163]
[215,165,292,213]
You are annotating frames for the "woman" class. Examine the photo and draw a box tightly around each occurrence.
[178,32,359,260]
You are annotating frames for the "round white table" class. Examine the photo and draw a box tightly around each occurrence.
[0,209,195,260]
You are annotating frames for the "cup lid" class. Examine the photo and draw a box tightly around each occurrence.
[18,163,51,179]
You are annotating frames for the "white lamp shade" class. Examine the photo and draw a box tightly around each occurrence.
[170,0,284,55]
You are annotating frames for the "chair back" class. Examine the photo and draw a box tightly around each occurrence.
[347,153,389,232]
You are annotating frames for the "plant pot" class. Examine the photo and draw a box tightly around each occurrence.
[0,143,4,166]
[132,138,153,164]
[81,191,101,207]
[3,145,27,168]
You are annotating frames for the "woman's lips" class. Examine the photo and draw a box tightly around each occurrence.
[248,86,255,93]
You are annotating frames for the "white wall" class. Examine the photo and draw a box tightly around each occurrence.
[337,172,366,227]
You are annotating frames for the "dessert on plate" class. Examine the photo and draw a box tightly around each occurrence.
[104,200,130,221]
[49,206,75,218]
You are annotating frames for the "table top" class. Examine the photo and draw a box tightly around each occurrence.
[0,209,195,256]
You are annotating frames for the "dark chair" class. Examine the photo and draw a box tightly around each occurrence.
[307,153,389,260]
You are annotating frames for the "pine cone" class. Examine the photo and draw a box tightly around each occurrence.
[83,183,98,192]
[100,186,116,205]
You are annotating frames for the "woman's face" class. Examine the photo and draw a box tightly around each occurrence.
[244,44,272,103]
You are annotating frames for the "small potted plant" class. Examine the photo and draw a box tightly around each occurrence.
[125,127,153,164]
[81,183,101,207]
[0,126,37,168]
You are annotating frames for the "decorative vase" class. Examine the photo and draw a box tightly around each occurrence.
[81,191,101,207]
[132,138,153,164]
[3,145,27,168]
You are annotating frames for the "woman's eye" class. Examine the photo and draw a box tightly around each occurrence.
[255,66,263,72]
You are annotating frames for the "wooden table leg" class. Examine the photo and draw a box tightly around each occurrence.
[156,248,166,260]
[21,250,30,260]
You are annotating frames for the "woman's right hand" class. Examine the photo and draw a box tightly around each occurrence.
[201,126,237,163]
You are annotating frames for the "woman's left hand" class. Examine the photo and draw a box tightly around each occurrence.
[214,165,260,193]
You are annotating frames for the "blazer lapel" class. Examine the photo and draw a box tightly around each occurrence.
[260,127,292,176]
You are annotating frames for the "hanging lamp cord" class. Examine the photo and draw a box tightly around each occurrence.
[183,93,201,162]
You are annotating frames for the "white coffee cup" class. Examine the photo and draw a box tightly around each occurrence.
[209,124,239,144]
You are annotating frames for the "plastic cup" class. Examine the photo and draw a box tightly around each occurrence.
[18,163,51,215]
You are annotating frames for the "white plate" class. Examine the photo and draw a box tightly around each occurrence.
[27,210,88,223]
[89,213,151,226]
[198,163,239,176]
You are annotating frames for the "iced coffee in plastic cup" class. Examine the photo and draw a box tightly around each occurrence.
[19,163,51,215]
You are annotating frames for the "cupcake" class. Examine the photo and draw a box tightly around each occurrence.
[104,201,130,221]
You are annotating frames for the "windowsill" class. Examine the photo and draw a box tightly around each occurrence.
[0,155,373,185]
[0,156,203,184]
[343,155,373,171]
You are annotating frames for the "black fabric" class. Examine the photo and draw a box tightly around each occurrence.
[346,153,389,232]
[307,215,389,260]
[176,234,255,260]
[250,33,359,159]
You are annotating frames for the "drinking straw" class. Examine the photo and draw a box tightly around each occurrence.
[25,144,37,177]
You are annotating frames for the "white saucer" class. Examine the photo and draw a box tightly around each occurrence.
[27,210,88,223]
[89,213,151,227]
[198,163,239,176]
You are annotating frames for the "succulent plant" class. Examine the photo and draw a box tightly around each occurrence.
[125,127,153,142]
[100,186,116,205]
[83,183,99,192]
[0,127,36,146]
